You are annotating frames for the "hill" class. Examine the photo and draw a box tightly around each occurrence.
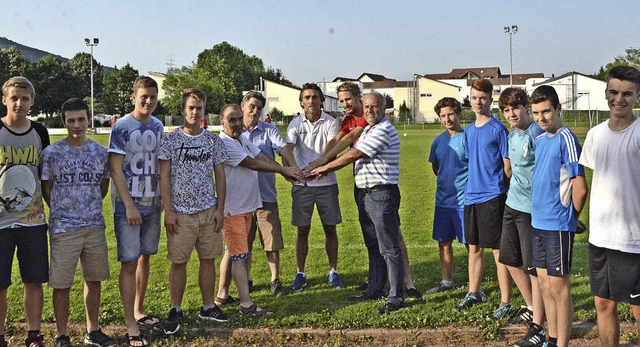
[0,36,68,62]
[1,36,114,74]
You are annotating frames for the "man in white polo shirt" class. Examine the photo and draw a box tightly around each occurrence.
[283,83,343,291]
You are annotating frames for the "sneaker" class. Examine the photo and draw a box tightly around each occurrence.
[378,302,403,314]
[271,278,286,298]
[54,335,71,347]
[455,292,486,311]
[425,282,455,294]
[84,328,117,347]
[491,303,513,320]
[163,308,184,335]
[198,305,229,322]
[405,287,421,299]
[248,279,255,293]
[541,342,556,347]
[510,306,534,324]
[349,293,383,302]
[514,323,546,346]
[328,271,344,289]
[357,280,368,291]
[25,333,46,347]
[290,272,307,292]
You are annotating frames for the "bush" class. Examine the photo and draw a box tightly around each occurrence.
[43,115,64,128]
[270,107,284,122]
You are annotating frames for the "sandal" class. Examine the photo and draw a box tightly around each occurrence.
[136,315,161,328]
[126,333,149,347]
[215,295,239,306]
[239,304,273,317]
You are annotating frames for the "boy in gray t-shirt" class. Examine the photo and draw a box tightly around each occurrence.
[40,98,116,347]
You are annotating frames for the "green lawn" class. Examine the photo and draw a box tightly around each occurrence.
[6,126,630,340]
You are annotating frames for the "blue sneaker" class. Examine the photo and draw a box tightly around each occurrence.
[491,303,513,320]
[291,272,307,292]
[455,292,486,311]
[328,271,344,289]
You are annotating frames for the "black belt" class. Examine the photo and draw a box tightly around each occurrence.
[359,184,397,193]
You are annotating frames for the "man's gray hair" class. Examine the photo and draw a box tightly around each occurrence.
[364,92,386,109]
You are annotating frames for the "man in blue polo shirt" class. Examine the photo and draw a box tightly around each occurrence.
[310,92,403,314]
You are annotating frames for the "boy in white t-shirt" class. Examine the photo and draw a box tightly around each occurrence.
[579,65,640,346]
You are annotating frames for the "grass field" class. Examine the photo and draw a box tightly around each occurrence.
[5,125,634,341]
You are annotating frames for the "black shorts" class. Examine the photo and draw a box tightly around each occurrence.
[0,224,49,290]
[498,206,535,275]
[531,228,574,277]
[589,243,640,305]
[464,194,506,249]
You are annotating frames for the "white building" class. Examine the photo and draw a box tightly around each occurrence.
[528,71,608,111]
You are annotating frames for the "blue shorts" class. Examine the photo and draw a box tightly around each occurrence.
[531,228,574,277]
[114,212,161,263]
[432,206,465,243]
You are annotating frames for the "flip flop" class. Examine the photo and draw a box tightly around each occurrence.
[215,295,239,306]
[136,315,161,328]
[239,304,273,317]
[126,333,149,347]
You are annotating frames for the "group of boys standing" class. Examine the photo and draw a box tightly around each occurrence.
[1,64,639,347]
[427,65,640,347]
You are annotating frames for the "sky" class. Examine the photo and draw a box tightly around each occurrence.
[1,0,639,86]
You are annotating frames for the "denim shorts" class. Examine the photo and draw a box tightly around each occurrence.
[114,211,161,263]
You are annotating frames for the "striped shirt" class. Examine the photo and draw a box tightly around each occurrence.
[531,126,585,232]
[354,117,400,189]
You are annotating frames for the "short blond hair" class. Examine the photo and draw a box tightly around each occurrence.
[2,76,35,98]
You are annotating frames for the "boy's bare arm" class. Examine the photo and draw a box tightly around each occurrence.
[212,163,226,233]
[109,152,141,226]
[100,179,110,199]
[41,180,52,208]
[159,159,177,234]
[571,175,589,215]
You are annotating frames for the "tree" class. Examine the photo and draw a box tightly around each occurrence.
[0,46,27,83]
[596,47,640,80]
[269,107,284,123]
[99,64,138,117]
[195,41,293,103]
[67,52,104,99]
[384,94,394,109]
[398,101,412,123]
[21,54,80,117]
[162,65,227,115]
[0,46,29,117]
[462,96,471,107]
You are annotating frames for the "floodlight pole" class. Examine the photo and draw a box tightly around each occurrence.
[84,37,99,129]
[504,25,518,86]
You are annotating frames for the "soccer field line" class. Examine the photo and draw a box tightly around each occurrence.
[302,242,589,250]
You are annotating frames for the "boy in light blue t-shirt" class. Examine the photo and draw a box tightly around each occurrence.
[530,85,588,347]
[497,87,546,346]
[426,97,468,295]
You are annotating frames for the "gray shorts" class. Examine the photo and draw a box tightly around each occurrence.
[291,184,341,227]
